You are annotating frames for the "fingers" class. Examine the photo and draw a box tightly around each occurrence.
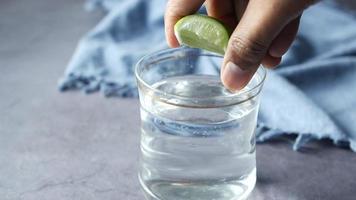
[261,16,300,68]
[269,16,301,58]
[262,55,281,68]
[234,0,248,21]
[221,0,301,91]
[205,0,237,29]
[164,0,205,47]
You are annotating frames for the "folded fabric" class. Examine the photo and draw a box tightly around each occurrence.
[59,0,356,151]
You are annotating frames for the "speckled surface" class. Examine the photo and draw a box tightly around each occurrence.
[1,0,356,199]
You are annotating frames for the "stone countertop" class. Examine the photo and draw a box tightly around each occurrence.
[1,0,356,199]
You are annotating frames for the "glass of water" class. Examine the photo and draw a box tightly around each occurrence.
[135,47,266,200]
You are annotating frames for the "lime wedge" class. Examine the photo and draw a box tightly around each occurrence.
[174,14,230,55]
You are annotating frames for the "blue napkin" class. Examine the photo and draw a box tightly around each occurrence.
[59,0,356,151]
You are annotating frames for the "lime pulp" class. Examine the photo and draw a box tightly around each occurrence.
[174,14,230,55]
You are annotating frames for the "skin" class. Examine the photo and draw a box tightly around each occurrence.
[165,0,316,91]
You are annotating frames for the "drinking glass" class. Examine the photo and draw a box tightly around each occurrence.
[135,47,266,200]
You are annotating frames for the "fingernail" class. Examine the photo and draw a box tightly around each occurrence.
[222,62,251,91]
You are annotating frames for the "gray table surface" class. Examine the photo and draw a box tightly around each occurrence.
[1,0,356,199]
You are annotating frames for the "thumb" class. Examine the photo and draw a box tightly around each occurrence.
[221,0,303,91]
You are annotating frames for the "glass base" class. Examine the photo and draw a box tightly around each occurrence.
[139,169,256,200]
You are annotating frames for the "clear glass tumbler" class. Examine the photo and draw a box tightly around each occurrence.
[135,47,266,200]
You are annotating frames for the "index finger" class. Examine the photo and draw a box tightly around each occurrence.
[164,0,205,47]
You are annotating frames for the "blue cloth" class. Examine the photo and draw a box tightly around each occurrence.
[59,0,356,151]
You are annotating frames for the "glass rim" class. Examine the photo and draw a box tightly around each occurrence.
[135,47,267,107]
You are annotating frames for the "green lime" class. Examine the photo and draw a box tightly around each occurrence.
[174,14,230,55]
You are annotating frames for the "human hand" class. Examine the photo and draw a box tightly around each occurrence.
[165,0,316,90]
